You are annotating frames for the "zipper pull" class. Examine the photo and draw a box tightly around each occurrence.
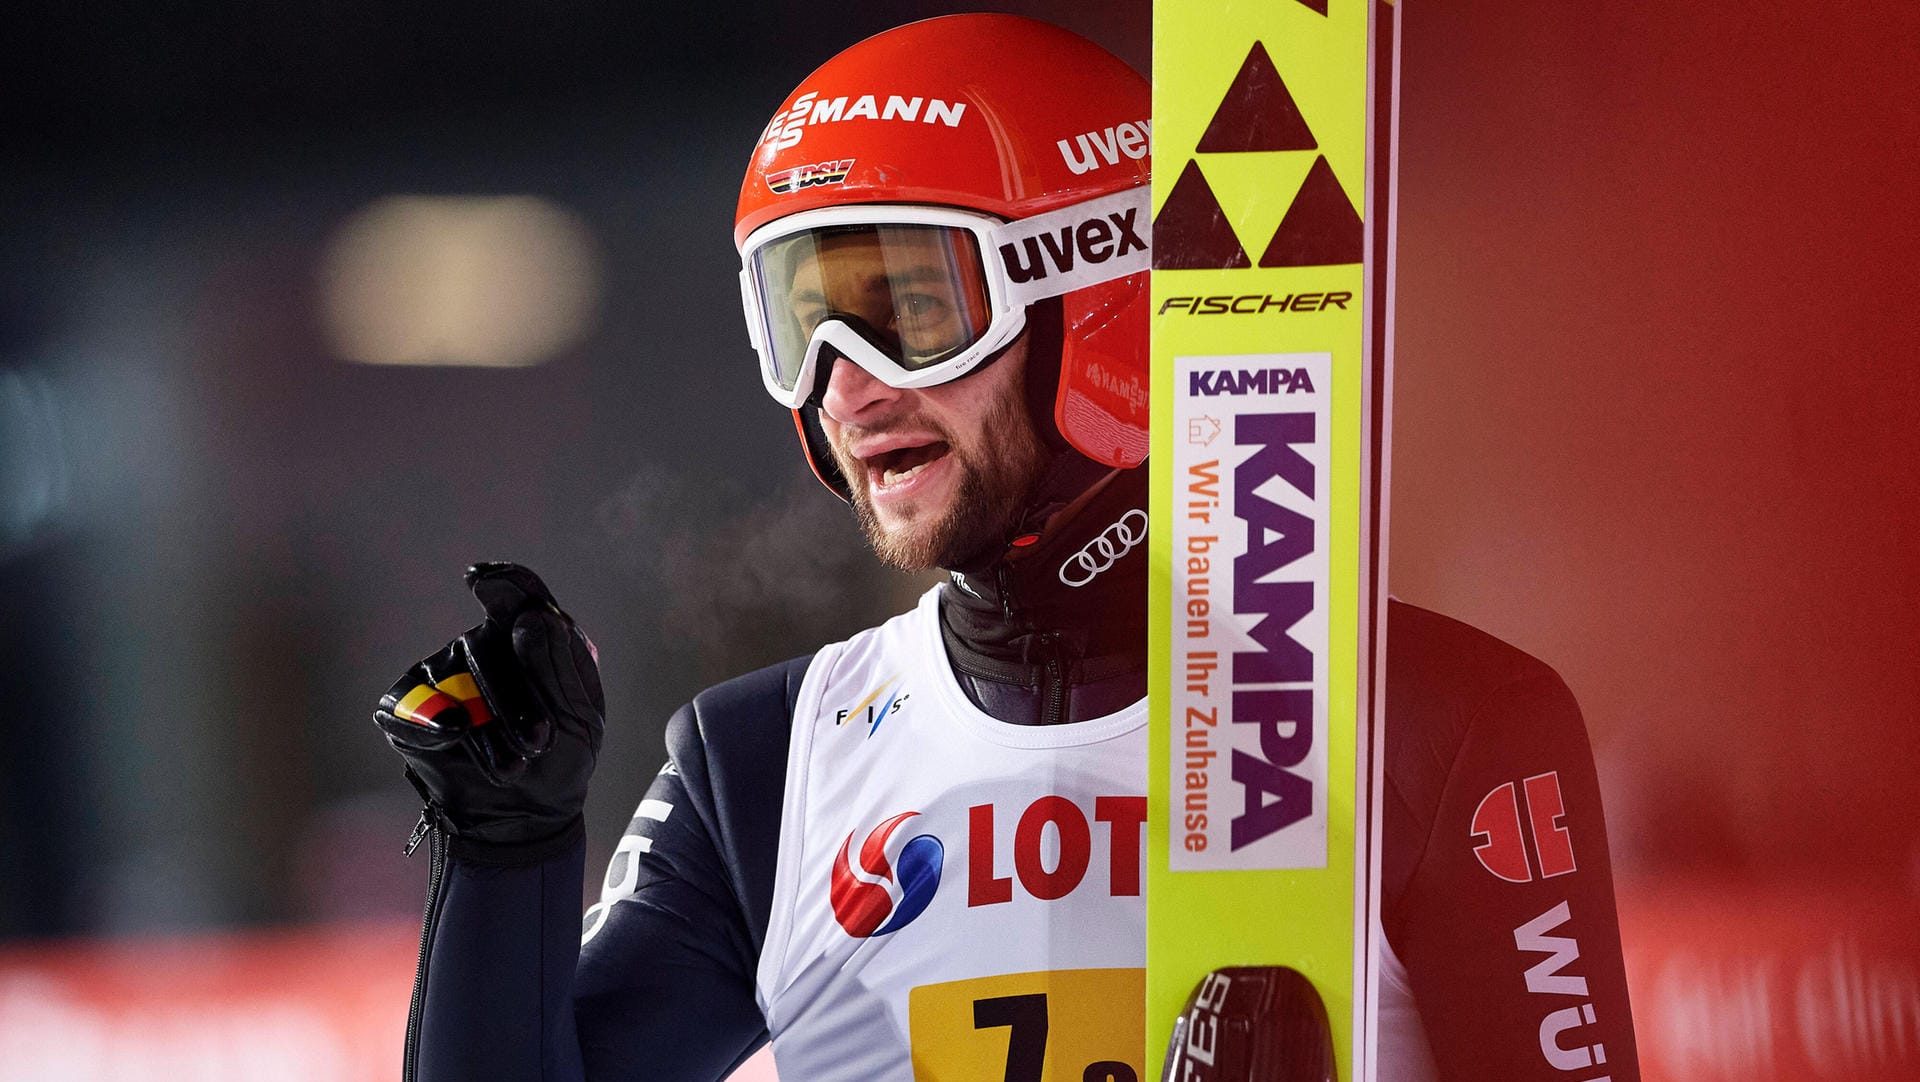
[1035,632,1069,726]
[404,802,444,857]
[996,564,1017,621]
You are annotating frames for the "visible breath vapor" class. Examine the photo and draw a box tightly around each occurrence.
[594,463,929,673]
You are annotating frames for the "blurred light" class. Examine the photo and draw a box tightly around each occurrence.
[0,367,73,557]
[320,196,600,368]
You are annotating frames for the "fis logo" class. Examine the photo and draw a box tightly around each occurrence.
[835,676,908,738]
[766,158,854,195]
[1189,366,1316,398]
[830,811,944,937]
[1056,119,1151,175]
[1471,772,1577,883]
[760,91,968,152]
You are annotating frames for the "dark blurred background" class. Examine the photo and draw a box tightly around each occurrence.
[0,1,1914,1079]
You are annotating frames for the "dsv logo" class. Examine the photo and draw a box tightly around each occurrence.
[830,811,944,937]
[1059,509,1148,587]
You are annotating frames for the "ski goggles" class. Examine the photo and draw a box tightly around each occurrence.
[739,187,1151,409]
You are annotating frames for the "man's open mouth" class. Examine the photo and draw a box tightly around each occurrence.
[867,441,951,488]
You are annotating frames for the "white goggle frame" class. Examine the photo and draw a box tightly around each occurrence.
[738,187,1151,410]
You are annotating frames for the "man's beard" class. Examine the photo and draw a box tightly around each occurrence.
[836,389,1047,573]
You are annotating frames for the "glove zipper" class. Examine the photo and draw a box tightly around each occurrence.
[402,801,451,1082]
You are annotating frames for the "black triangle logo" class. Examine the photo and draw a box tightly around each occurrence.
[1196,42,1319,154]
[1153,159,1251,270]
[1294,0,1330,15]
[1260,155,1363,267]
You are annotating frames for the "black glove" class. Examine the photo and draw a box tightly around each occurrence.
[375,562,605,863]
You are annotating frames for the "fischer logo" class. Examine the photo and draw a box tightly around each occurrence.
[997,203,1148,285]
[1189,366,1316,398]
[1471,771,1577,883]
[1514,900,1614,1076]
[968,795,1147,906]
[1059,509,1148,587]
[760,91,968,151]
[766,158,854,195]
[1159,292,1352,316]
[830,811,944,937]
[1057,119,1151,175]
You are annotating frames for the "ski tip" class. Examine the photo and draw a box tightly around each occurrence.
[1160,966,1335,1082]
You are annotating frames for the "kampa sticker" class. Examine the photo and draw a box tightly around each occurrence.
[1170,351,1332,872]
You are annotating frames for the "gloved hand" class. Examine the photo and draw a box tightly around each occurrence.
[374,562,605,863]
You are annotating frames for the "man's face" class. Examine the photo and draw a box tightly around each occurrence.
[791,232,1048,572]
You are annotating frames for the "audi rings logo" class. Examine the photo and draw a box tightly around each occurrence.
[1059,509,1148,587]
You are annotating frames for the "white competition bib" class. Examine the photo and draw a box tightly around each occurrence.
[757,586,1150,1082]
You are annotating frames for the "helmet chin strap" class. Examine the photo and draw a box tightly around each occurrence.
[944,296,1123,575]
[1019,297,1070,455]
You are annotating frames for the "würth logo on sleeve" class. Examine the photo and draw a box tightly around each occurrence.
[1514,900,1613,1074]
[1471,771,1577,882]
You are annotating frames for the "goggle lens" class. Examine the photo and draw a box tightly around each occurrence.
[750,223,994,396]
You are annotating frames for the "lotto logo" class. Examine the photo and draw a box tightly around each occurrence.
[968,795,1147,906]
[1470,772,1577,883]
[830,811,944,937]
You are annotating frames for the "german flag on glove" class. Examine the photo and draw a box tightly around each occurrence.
[390,670,495,731]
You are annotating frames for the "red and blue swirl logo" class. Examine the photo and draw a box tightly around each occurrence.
[829,811,944,937]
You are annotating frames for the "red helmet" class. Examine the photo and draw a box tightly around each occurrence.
[735,14,1150,499]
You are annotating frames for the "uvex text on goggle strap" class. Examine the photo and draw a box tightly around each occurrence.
[740,187,1150,409]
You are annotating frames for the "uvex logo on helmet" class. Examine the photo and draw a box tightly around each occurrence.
[1060,509,1148,587]
[829,811,944,937]
[1057,119,1152,175]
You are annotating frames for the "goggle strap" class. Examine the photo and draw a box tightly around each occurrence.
[988,187,1152,309]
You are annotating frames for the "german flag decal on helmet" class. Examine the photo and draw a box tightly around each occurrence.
[766,158,856,195]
